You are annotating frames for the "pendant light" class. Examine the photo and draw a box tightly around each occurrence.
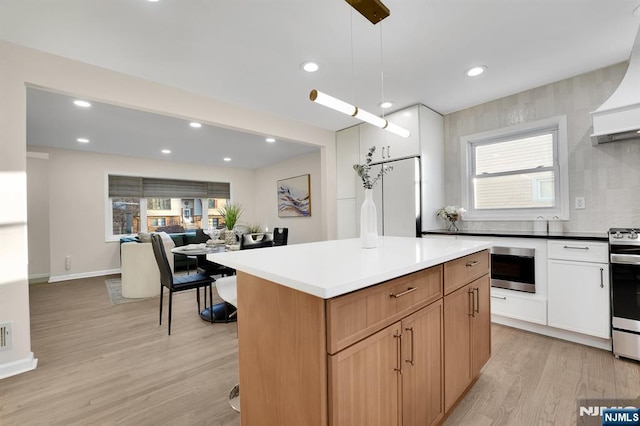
[309,0,410,138]
[309,90,409,137]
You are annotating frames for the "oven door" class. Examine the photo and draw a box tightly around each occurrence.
[611,261,640,331]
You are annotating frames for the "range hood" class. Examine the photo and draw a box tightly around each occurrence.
[591,25,640,145]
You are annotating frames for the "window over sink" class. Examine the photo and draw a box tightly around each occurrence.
[460,115,569,221]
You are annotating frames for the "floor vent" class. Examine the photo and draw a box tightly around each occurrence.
[0,323,12,351]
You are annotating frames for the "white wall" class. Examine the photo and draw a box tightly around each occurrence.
[443,62,640,233]
[254,151,323,244]
[0,40,336,379]
[26,153,50,280]
[27,147,324,281]
[38,148,257,280]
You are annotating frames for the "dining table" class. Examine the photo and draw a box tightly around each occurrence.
[171,242,239,323]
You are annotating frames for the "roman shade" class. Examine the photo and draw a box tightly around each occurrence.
[109,175,230,199]
[108,176,143,198]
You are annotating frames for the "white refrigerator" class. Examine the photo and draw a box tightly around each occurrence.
[356,157,422,237]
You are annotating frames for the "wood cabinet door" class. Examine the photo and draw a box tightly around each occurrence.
[329,322,402,426]
[471,275,491,376]
[402,300,444,426]
[443,284,472,412]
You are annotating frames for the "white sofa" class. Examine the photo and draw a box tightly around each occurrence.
[121,235,175,298]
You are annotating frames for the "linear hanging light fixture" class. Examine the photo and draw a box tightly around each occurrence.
[345,0,390,25]
[309,90,410,138]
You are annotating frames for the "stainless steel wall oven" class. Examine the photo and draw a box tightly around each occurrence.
[490,246,536,293]
[610,228,640,361]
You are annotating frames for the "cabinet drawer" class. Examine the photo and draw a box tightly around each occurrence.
[490,291,547,325]
[326,265,442,354]
[443,250,489,295]
[547,240,608,263]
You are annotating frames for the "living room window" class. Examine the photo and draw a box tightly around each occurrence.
[111,197,141,235]
[460,116,569,220]
[106,175,231,240]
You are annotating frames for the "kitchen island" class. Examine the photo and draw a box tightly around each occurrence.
[209,236,492,426]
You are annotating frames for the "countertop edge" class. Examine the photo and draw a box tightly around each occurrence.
[422,230,607,241]
[209,241,492,299]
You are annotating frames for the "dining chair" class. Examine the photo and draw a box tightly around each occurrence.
[240,232,274,250]
[273,227,288,246]
[150,233,216,335]
[214,234,272,322]
[216,233,274,413]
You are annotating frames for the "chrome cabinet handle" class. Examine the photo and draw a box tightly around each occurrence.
[405,327,414,365]
[563,245,589,250]
[381,146,386,159]
[491,295,507,300]
[468,288,475,317]
[600,267,604,288]
[466,260,479,267]
[389,287,417,298]
[387,145,391,158]
[394,331,402,374]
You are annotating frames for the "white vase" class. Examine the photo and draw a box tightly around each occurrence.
[360,188,378,249]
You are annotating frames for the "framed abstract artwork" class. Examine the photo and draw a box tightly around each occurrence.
[277,174,311,217]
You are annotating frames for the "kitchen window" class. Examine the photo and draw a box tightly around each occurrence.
[460,116,569,220]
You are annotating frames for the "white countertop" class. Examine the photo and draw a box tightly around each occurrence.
[207,236,491,299]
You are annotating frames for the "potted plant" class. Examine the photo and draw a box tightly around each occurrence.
[436,205,466,232]
[218,202,243,245]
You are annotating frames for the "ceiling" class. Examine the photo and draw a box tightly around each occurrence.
[3,0,640,168]
[26,88,319,169]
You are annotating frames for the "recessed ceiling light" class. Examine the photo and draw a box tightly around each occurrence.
[161,149,171,154]
[301,61,319,73]
[223,157,232,162]
[465,66,486,77]
[148,0,160,2]
[73,100,91,108]
[189,122,202,128]
[266,137,276,143]
[379,101,394,109]
[76,138,90,143]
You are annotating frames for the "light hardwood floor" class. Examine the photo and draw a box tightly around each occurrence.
[445,324,640,425]
[1,275,241,426]
[1,276,639,425]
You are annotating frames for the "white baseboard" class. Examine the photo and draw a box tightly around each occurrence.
[49,268,121,283]
[492,314,613,351]
[0,352,38,380]
[28,273,50,284]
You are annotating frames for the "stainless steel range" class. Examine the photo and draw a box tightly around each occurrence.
[609,228,640,361]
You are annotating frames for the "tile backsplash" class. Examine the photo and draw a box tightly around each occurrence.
[442,62,640,234]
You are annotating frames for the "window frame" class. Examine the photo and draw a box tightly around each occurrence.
[104,173,231,241]
[460,115,569,221]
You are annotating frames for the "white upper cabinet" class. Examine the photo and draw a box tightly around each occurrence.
[359,105,421,163]
[336,104,444,239]
[336,126,360,199]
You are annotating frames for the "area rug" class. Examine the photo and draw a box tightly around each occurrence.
[105,278,155,305]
